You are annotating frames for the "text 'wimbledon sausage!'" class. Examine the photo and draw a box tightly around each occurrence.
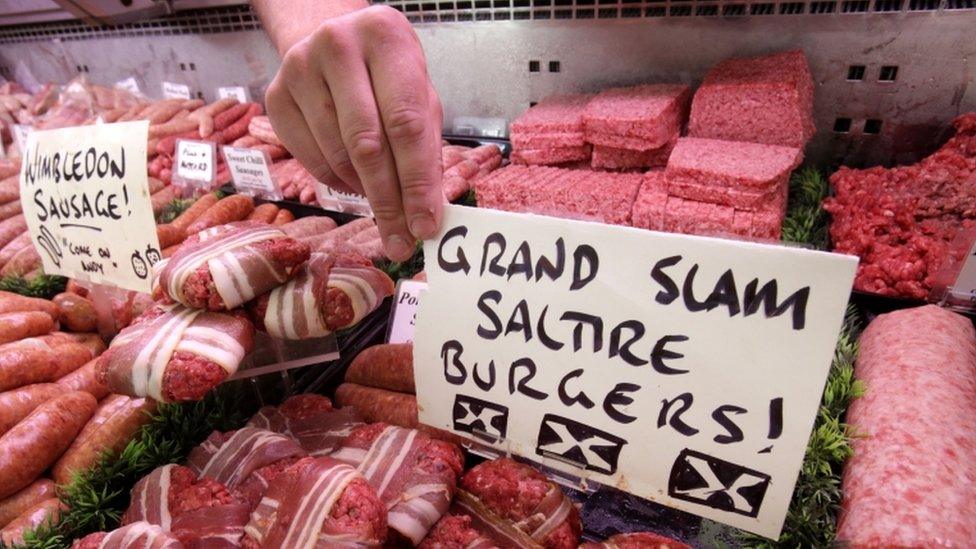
[18,121,160,293]
[414,205,858,540]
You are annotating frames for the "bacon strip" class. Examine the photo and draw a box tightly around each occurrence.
[453,490,545,549]
[91,521,183,549]
[159,223,293,310]
[186,427,305,487]
[125,464,176,529]
[333,426,454,545]
[247,405,365,457]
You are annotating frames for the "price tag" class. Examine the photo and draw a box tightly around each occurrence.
[173,139,217,192]
[314,181,373,215]
[222,146,281,200]
[12,125,31,155]
[414,205,858,540]
[162,81,191,100]
[115,77,141,95]
[18,121,161,293]
[387,279,427,343]
[217,86,249,103]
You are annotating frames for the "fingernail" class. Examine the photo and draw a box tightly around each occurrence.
[385,234,414,260]
[410,215,438,239]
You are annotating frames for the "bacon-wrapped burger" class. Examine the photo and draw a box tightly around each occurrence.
[242,456,387,548]
[97,304,254,402]
[422,458,581,549]
[332,423,464,545]
[248,250,394,340]
[157,221,310,311]
[185,426,307,507]
[122,464,250,548]
[246,394,365,456]
[72,522,184,549]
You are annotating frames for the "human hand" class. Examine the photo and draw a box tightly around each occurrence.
[266,5,443,261]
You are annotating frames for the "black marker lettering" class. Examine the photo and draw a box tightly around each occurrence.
[651,255,681,304]
[441,340,466,384]
[535,237,565,282]
[651,335,689,375]
[473,360,496,391]
[570,245,598,291]
[682,264,710,312]
[557,369,595,409]
[604,383,640,424]
[768,397,783,439]
[536,305,564,351]
[476,290,502,339]
[437,225,470,274]
[658,392,699,436]
[609,320,648,366]
[507,241,532,281]
[504,299,533,342]
[508,358,548,400]
[481,232,506,277]
[704,269,741,317]
[712,404,747,444]
[743,279,810,330]
[560,311,603,353]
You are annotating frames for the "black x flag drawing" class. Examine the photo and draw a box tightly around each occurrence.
[668,449,771,518]
[452,394,509,441]
[535,414,626,475]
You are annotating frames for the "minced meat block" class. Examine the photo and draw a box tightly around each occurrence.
[583,84,690,150]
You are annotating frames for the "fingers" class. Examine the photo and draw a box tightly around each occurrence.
[364,16,443,241]
[265,72,356,196]
[317,15,414,261]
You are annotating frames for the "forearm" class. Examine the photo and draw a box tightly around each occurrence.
[253,0,370,55]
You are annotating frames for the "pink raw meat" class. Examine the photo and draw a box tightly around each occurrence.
[591,135,676,170]
[584,84,691,150]
[666,137,802,190]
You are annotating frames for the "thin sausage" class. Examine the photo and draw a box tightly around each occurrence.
[0,214,27,250]
[150,186,179,215]
[0,384,62,437]
[0,291,58,321]
[345,343,415,393]
[280,216,338,239]
[169,193,218,233]
[0,391,98,498]
[0,233,30,271]
[245,203,279,224]
[0,200,22,222]
[335,383,418,429]
[0,340,59,392]
[51,293,97,333]
[52,395,157,485]
[355,237,386,261]
[272,209,295,225]
[155,224,187,249]
[0,498,63,545]
[0,479,56,529]
[49,342,97,379]
[0,311,54,345]
[317,217,376,252]
[0,247,40,278]
[56,359,108,400]
[185,194,255,234]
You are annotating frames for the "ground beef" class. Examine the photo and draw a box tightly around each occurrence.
[346,423,465,479]
[581,532,692,548]
[238,456,302,508]
[167,466,244,515]
[323,287,354,328]
[279,393,333,418]
[824,113,976,299]
[461,458,581,549]
[162,352,229,402]
[419,514,482,548]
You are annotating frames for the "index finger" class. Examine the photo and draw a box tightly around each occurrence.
[365,25,443,241]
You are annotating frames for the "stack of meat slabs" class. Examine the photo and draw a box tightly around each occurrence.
[688,50,815,149]
[630,138,800,239]
[509,94,593,166]
[583,84,691,170]
[475,164,643,226]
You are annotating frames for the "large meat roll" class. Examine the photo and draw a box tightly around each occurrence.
[186,426,307,507]
[158,221,309,311]
[242,456,387,548]
[331,423,463,545]
[97,304,254,402]
[248,249,394,340]
[122,464,250,548]
[72,521,184,549]
[837,305,976,546]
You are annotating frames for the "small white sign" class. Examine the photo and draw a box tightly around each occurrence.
[13,125,31,155]
[217,86,249,103]
[387,279,427,343]
[314,181,372,215]
[414,205,858,539]
[115,77,141,95]
[223,146,281,200]
[173,139,216,191]
[162,81,192,100]
[18,121,161,293]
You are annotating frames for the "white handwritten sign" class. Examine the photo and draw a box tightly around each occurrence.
[173,139,216,191]
[414,205,858,539]
[18,121,161,292]
[387,279,427,343]
[115,77,141,95]
[162,81,191,100]
[222,146,280,200]
[217,86,249,103]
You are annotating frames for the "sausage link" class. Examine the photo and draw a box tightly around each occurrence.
[51,293,97,333]
[0,479,56,528]
[245,203,279,224]
[0,311,54,345]
[0,498,63,545]
[0,391,97,498]
[56,359,108,400]
[0,291,58,321]
[0,384,62,437]
[0,341,59,392]
[335,383,418,429]
[345,343,415,394]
